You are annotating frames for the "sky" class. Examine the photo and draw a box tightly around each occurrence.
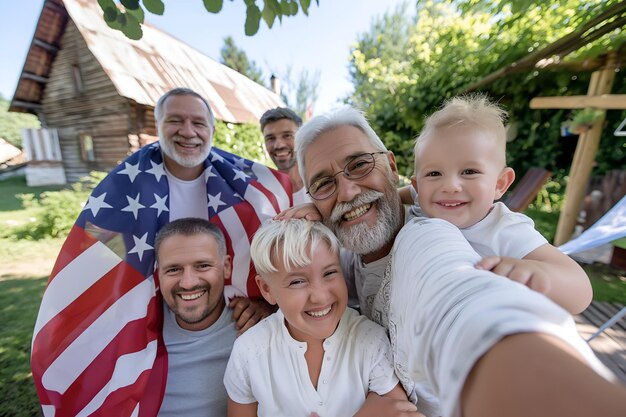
[0,0,409,115]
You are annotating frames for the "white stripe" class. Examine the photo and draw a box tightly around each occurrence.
[250,163,291,211]
[33,241,122,339]
[41,276,156,393]
[76,340,158,417]
[41,405,55,417]
[219,207,251,295]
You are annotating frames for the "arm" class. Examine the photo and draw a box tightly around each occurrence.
[274,202,322,221]
[229,297,277,335]
[398,185,415,205]
[227,398,257,417]
[353,387,424,417]
[461,332,626,417]
[475,243,592,314]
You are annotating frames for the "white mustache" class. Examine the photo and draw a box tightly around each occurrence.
[173,135,203,146]
[329,190,384,223]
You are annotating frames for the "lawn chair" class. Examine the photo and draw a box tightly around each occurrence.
[502,167,552,212]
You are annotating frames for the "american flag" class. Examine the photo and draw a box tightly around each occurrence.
[31,143,292,416]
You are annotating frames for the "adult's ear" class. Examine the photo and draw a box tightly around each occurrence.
[386,151,400,182]
[495,167,515,200]
[222,255,232,281]
[255,274,277,305]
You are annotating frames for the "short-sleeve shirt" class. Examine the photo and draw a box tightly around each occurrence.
[224,308,399,417]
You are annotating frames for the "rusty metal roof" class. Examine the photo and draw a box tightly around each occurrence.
[10,0,284,124]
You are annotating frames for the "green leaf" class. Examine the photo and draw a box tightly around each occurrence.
[262,4,276,28]
[97,0,118,22]
[203,0,224,13]
[143,0,165,15]
[245,3,262,35]
[280,0,290,15]
[289,0,298,16]
[125,5,145,22]
[120,0,140,10]
[264,0,282,23]
[300,0,311,15]
[120,11,143,40]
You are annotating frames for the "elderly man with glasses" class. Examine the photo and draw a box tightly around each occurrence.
[288,106,626,417]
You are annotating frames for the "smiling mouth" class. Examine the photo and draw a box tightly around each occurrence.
[306,305,332,318]
[437,202,466,208]
[178,290,206,301]
[343,202,372,221]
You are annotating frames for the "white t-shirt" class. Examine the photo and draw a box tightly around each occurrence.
[388,218,614,417]
[165,168,209,221]
[461,202,548,258]
[224,308,399,417]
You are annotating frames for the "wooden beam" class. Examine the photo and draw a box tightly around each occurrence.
[554,54,617,246]
[33,38,60,54]
[10,100,43,111]
[21,72,49,84]
[530,94,626,110]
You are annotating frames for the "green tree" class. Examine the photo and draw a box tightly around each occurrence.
[220,36,265,85]
[98,0,320,39]
[348,0,626,179]
[0,95,40,149]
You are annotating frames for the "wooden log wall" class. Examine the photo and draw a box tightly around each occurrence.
[41,21,133,183]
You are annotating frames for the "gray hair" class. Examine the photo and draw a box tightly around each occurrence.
[154,87,215,127]
[260,107,303,131]
[251,219,340,276]
[295,106,388,186]
[155,217,226,261]
[415,94,508,155]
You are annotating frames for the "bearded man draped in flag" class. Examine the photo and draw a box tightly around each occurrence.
[31,88,293,417]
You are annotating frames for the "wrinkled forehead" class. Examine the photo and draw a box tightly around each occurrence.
[303,125,380,184]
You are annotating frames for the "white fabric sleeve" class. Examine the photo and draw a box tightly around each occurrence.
[364,323,400,396]
[223,339,256,405]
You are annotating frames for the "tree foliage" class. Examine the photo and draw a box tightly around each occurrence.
[213,120,270,165]
[348,0,626,180]
[0,96,40,149]
[98,0,320,39]
[221,36,265,84]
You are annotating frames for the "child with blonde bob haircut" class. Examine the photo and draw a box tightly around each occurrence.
[411,94,591,314]
[224,219,421,417]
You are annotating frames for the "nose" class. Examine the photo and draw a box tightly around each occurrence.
[442,176,462,193]
[334,172,362,203]
[179,267,199,289]
[178,119,196,138]
[308,282,331,305]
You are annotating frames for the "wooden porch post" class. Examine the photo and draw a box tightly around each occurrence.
[553,54,617,246]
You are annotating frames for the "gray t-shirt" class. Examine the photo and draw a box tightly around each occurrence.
[159,303,238,417]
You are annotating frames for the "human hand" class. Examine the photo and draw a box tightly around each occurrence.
[228,297,276,335]
[476,256,551,295]
[353,393,424,417]
[274,203,322,221]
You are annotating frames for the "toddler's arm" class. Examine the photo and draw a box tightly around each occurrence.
[353,386,424,417]
[227,398,257,417]
[476,243,592,314]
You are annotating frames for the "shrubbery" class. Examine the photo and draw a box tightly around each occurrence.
[13,172,106,240]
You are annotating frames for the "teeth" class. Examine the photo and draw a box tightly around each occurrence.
[179,291,205,301]
[343,203,371,221]
[307,306,332,317]
[440,202,463,207]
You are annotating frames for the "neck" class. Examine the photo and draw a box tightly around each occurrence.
[163,154,204,181]
[283,165,304,192]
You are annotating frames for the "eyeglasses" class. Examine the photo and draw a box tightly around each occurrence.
[306,151,388,200]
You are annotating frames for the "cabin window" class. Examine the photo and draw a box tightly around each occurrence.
[80,134,95,162]
[72,65,84,93]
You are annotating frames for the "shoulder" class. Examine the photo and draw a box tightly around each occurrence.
[231,312,281,357]
[340,308,388,340]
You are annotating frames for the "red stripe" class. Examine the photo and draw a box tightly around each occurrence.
[43,296,162,417]
[249,179,282,213]
[49,225,98,284]
[32,261,146,373]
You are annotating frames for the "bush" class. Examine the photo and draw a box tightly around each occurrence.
[13,172,105,240]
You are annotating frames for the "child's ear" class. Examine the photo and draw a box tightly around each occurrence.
[411,175,417,193]
[495,167,515,200]
[255,274,277,305]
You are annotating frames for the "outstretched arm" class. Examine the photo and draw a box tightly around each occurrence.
[461,332,626,417]
[228,297,277,335]
[227,398,257,417]
[476,243,592,314]
[353,387,424,417]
